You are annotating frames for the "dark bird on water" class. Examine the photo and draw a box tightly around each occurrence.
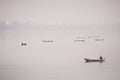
[21,43,27,46]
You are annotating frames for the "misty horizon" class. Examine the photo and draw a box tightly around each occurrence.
[0,0,120,80]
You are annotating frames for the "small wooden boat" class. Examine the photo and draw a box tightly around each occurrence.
[84,58,105,62]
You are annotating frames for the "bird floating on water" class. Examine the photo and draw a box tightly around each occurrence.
[21,43,27,46]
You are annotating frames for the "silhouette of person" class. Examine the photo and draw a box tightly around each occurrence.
[100,56,103,59]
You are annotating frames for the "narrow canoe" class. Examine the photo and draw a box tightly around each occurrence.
[84,58,104,62]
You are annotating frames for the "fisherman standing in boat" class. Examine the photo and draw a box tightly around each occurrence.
[99,56,103,60]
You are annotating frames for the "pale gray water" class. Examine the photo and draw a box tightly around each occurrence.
[0,24,120,80]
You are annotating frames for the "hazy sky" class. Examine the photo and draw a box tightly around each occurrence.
[0,0,120,24]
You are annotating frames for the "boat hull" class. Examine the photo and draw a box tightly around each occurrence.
[84,58,104,62]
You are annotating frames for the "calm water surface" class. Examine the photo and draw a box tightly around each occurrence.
[0,25,120,80]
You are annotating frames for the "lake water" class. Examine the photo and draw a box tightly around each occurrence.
[0,24,120,80]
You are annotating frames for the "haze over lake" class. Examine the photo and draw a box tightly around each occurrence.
[0,23,120,80]
[0,0,120,79]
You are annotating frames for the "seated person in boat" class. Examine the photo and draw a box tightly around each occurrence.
[99,56,103,60]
